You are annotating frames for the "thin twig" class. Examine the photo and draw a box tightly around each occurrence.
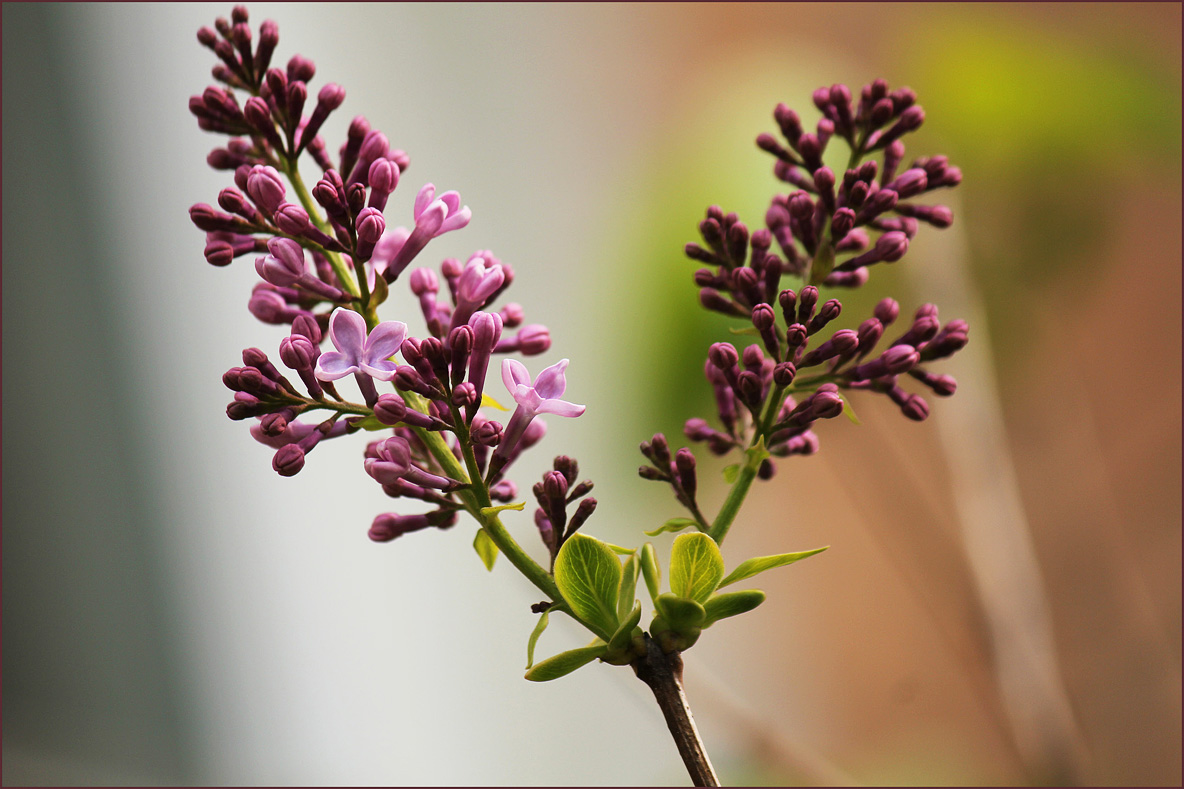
[633,636,721,787]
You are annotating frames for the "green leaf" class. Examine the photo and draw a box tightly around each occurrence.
[655,594,707,630]
[480,502,526,517]
[644,517,698,537]
[608,601,642,654]
[640,543,662,605]
[722,464,740,483]
[604,542,637,555]
[553,533,622,640]
[368,271,389,310]
[524,644,607,682]
[351,415,392,432]
[718,546,829,588]
[617,553,639,623]
[727,326,761,336]
[525,609,550,669]
[703,589,766,626]
[473,529,499,571]
[841,396,861,426]
[481,392,509,412]
[669,532,725,604]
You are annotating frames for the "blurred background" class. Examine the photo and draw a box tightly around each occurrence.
[3,3,1179,785]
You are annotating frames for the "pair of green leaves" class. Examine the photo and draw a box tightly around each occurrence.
[525,534,643,681]
[525,531,828,681]
[645,533,829,632]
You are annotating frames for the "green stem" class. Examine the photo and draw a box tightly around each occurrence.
[406,394,563,604]
[282,158,363,302]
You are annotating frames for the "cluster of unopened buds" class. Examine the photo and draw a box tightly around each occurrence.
[640,80,969,534]
[191,6,588,548]
[190,8,970,784]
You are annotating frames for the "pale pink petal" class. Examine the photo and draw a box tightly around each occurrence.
[364,320,408,362]
[415,201,447,236]
[532,358,569,400]
[328,308,367,358]
[413,183,435,220]
[314,350,358,381]
[438,191,461,214]
[537,398,585,418]
[514,385,543,414]
[361,359,399,381]
[438,206,471,234]
[502,358,532,393]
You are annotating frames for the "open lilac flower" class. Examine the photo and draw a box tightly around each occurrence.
[502,358,585,420]
[450,255,506,331]
[413,183,471,236]
[490,359,584,474]
[382,184,471,283]
[314,308,407,382]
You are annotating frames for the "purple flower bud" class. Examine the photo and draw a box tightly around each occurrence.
[699,288,749,318]
[279,334,317,371]
[751,304,775,331]
[886,168,928,199]
[274,202,310,235]
[248,284,298,324]
[291,313,322,344]
[752,303,780,359]
[920,319,970,361]
[190,203,244,233]
[472,420,504,447]
[874,298,899,325]
[774,103,802,145]
[565,498,597,538]
[273,444,305,477]
[674,448,697,500]
[894,203,954,228]
[808,299,842,336]
[708,342,739,373]
[822,269,870,288]
[467,311,503,407]
[773,361,797,387]
[496,324,550,355]
[813,167,836,211]
[849,345,920,380]
[785,323,808,356]
[367,158,399,211]
[451,381,477,409]
[798,133,822,170]
[254,237,306,287]
[286,54,315,83]
[893,314,941,349]
[895,390,930,421]
[369,513,434,542]
[354,207,385,261]
[799,329,859,367]
[878,105,924,148]
[797,286,818,325]
[499,302,525,328]
[204,240,235,267]
[725,220,749,265]
[831,207,856,240]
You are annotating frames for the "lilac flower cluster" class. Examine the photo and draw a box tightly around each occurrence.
[190,7,587,545]
[644,80,969,514]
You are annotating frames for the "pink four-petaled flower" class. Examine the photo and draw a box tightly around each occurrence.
[314,308,407,382]
[501,358,585,420]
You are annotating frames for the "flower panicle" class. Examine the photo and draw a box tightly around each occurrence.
[191,7,582,545]
[646,82,969,511]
